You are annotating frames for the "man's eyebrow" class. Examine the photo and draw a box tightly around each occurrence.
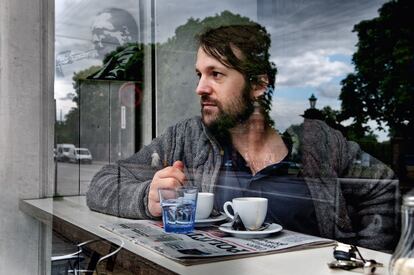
[195,65,225,72]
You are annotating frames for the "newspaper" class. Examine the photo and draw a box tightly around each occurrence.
[101,220,335,265]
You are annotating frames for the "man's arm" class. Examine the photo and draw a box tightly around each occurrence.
[86,116,203,219]
[86,166,151,219]
[316,119,400,251]
[341,142,400,251]
[86,126,178,219]
[300,119,399,251]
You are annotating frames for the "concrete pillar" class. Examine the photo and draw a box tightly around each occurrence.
[0,0,54,273]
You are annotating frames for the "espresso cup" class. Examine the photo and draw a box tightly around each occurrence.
[195,192,214,220]
[223,197,268,230]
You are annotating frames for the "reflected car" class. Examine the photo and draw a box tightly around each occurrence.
[56,144,76,162]
[68,148,93,164]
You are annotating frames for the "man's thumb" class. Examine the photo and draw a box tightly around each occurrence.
[172,160,185,171]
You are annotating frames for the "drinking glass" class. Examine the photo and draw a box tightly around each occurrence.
[158,186,198,233]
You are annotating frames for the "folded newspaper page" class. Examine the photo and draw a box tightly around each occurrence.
[101,220,335,265]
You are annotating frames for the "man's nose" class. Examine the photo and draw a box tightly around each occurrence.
[196,77,212,96]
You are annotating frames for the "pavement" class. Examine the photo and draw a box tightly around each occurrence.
[55,161,105,195]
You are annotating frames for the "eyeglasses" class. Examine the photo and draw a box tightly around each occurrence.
[328,243,383,274]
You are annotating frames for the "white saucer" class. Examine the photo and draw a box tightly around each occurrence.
[195,214,228,227]
[218,222,283,238]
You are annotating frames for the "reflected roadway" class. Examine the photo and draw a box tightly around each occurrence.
[55,161,106,196]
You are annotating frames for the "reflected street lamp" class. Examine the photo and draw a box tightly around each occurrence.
[309,94,317,109]
[302,93,323,120]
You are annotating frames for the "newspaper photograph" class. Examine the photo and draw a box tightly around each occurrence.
[101,220,334,264]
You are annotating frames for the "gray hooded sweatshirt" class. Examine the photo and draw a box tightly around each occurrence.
[86,116,399,251]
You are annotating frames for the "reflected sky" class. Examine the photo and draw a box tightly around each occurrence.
[55,0,389,140]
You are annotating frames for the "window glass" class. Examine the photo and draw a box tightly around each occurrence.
[54,0,412,264]
[55,0,146,196]
[55,0,409,195]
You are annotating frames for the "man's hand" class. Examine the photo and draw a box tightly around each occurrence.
[148,161,186,217]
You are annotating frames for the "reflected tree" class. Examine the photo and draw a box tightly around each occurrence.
[340,0,414,139]
[156,11,256,131]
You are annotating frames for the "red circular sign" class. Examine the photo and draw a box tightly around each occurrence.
[118,82,143,108]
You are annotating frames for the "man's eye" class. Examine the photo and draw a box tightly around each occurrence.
[196,73,201,79]
[212,71,223,78]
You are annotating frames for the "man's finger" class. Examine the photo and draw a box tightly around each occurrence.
[172,160,184,171]
[148,188,160,201]
[150,203,162,217]
[156,167,186,184]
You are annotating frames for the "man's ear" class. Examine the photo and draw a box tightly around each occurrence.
[251,75,269,98]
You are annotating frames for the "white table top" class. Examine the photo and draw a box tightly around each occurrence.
[20,196,391,275]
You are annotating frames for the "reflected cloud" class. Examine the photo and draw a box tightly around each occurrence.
[55,79,77,119]
[54,0,387,128]
[316,83,342,99]
[270,97,307,132]
[275,50,352,88]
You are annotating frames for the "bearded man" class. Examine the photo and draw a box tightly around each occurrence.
[86,23,399,251]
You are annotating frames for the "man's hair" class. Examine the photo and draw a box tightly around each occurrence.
[197,23,277,125]
[197,24,276,87]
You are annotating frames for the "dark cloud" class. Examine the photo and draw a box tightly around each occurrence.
[59,93,76,101]
[260,0,387,56]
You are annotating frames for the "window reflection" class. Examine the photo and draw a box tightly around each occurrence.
[55,1,144,196]
[55,0,412,258]
[91,8,140,59]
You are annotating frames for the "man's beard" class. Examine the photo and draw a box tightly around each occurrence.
[201,85,254,139]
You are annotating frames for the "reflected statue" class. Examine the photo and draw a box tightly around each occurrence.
[55,8,139,77]
[91,8,139,59]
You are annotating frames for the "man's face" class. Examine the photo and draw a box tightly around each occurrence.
[195,47,253,129]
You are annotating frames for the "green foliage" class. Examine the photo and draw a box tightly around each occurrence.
[55,120,77,145]
[340,0,414,138]
[92,43,145,81]
[321,106,342,126]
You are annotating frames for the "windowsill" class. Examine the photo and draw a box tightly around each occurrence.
[19,196,391,275]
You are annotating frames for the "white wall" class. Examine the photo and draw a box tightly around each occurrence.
[0,0,54,273]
